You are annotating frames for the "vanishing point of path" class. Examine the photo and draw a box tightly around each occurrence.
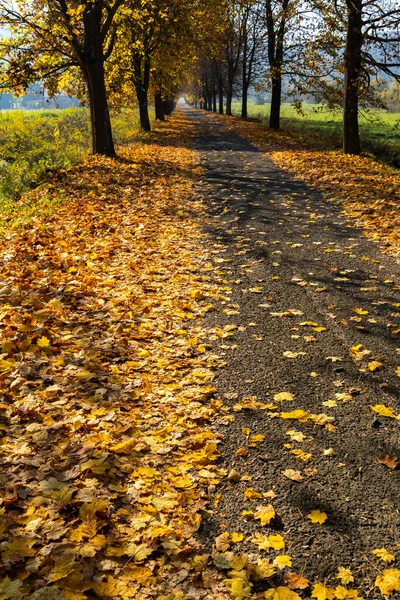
[185,108,400,595]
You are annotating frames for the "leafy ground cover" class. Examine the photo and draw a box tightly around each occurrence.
[0,108,142,208]
[0,115,234,598]
[230,102,400,167]
[219,113,400,257]
[1,109,400,600]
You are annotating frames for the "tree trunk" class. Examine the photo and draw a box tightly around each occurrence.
[343,0,362,154]
[241,40,248,119]
[136,86,151,131]
[226,82,233,115]
[155,92,165,121]
[208,92,213,111]
[213,85,217,112]
[82,3,115,155]
[85,61,115,155]
[218,77,224,114]
[133,54,151,132]
[269,74,282,128]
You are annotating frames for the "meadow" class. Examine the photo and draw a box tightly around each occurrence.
[0,107,142,209]
[231,100,400,166]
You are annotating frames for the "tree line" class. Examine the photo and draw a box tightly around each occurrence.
[0,0,221,155]
[190,0,400,155]
[0,0,399,157]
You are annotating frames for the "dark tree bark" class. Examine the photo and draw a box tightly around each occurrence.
[241,29,248,118]
[82,2,115,155]
[218,75,224,114]
[155,92,165,120]
[212,85,217,112]
[343,0,363,154]
[226,80,233,115]
[133,54,151,131]
[266,0,289,129]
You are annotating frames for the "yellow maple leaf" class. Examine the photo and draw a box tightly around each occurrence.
[370,404,397,418]
[231,532,244,543]
[396,365,400,376]
[311,583,335,600]
[267,534,285,550]
[254,504,275,526]
[334,586,361,600]
[274,392,294,402]
[307,510,327,524]
[250,433,265,443]
[375,569,400,595]
[48,556,77,582]
[244,488,263,501]
[280,410,310,421]
[336,567,354,584]
[291,449,313,462]
[353,308,368,315]
[368,361,383,372]
[265,586,302,600]
[224,577,252,599]
[274,555,293,569]
[372,548,395,563]
[37,336,51,348]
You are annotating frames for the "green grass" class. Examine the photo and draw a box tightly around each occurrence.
[0,107,146,208]
[231,101,400,166]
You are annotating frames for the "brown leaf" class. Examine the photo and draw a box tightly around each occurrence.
[377,455,399,469]
[284,572,310,590]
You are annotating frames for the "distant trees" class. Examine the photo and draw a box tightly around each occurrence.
[190,0,400,156]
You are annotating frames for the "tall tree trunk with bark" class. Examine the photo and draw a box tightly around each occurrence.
[343,0,362,154]
[155,92,165,120]
[133,54,151,132]
[218,75,224,114]
[226,77,233,115]
[241,33,248,118]
[266,0,289,130]
[82,3,115,155]
[212,85,217,112]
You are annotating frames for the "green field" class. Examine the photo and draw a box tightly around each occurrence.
[231,101,400,165]
[0,108,143,208]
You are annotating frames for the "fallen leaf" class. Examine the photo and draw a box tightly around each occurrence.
[274,555,293,569]
[377,456,399,470]
[336,567,354,584]
[282,469,304,482]
[307,510,328,524]
[311,583,335,600]
[375,569,400,594]
[370,404,397,418]
[254,504,276,526]
[372,548,396,563]
[274,392,294,402]
[284,572,310,590]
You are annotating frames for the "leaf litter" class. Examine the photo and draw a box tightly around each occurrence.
[0,111,399,599]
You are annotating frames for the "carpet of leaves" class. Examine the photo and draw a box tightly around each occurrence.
[218,115,400,257]
[0,116,236,599]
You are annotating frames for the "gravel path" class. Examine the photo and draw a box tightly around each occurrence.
[186,108,400,595]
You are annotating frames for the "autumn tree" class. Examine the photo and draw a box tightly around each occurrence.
[312,0,400,154]
[265,0,293,128]
[0,0,127,155]
[240,0,265,118]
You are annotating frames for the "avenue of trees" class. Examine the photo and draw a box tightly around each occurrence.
[0,0,399,156]
[191,0,400,155]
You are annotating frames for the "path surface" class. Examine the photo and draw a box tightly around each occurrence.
[186,108,400,593]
